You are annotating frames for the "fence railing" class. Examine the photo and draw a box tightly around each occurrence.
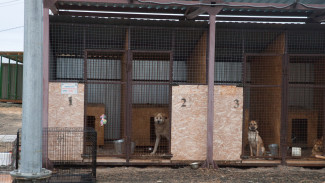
[16,127,97,182]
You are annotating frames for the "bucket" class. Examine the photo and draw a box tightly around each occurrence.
[268,144,278,157]
[292,147,301,157]
[113,139,136,155]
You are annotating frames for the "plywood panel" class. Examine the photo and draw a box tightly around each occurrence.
[48,82,84,161]
[87,104,105,146]
[213,86,243,160]
[48,82,84,128]
[171,85,243,161]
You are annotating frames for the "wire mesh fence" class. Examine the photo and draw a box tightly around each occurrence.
[16,127,97,183]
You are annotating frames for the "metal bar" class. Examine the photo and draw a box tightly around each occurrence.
[126,49,132,165]
[42,5,50,169]
[8,59,11,99]
[280,31,288,165]
[132,82,170,85]
[83,81,126,85]
[85,49,126,53]
[288,84,325,88]
[130,50,172,54]
[168,30,175,154]
[244,84,281,88]
[245,53,284,57]
[241,40,247,157]
[0,56,2,99]
[323,95,325,155]
[205,11,217,169]
[287,54,325,57]
[15,56,18,100]
[16,129,20,169]
[281,55,288,165]
[92,131,97,177]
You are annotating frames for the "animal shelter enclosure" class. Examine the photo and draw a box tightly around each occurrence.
[47,15,325,164]
[49,18,208,163]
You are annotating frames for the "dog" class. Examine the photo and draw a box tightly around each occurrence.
[312,137,323,157]
[151,113,170,155]
[248,120,265,156]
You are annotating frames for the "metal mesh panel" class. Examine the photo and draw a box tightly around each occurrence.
[50,24,84,81]
[85,51,126,158]
[287,56,325,158]
[287,31,325,54]
[174,29,207,84]
[16,128,97,182]
[131,52,171,157]
[215,30,242,85]
[243,55,282,158]
[244,31,284,54]
[130,27,172,51]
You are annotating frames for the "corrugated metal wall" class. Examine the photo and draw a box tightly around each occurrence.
[0,64,23,100]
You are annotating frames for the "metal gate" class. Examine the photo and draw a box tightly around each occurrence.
[85,50,127,159]
[243,53,325,160]
[287,55,325,159]
[130,51,172,158]
[85,50,172,161]
[243,54,284,159]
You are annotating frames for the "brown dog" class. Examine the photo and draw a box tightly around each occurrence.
[248,120,265,156]
[312,137,323,157]
[151,113,170,155]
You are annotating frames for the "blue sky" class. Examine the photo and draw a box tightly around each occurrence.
[0,0,24,51]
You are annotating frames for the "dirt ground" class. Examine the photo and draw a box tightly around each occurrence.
[1,102,325,183]
[96,165,325,183]
[0,102,22,135]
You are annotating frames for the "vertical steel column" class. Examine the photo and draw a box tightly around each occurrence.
[8,59,11,99]
[15,56,18,100]
[0,56,2,99]
[11,0,51,180]
[42,2,50,168]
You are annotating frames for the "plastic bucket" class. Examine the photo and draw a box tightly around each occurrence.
[268,144,279,157]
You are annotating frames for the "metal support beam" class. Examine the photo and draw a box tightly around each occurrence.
[8,59,11,99]
[306,10,325,23]
[44,0,58,15]
[11,0,51,181]
[15,56,18,100]
[185,7,206,20]
[42,1,50,169]
[202,6,222,169]
[0,56,2,99]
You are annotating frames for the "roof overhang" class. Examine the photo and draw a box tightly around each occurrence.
[51,0,325,24]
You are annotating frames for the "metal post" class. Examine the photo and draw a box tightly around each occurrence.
[0,56,2,99]
[42,3,50,168]
[15,56,18,100]
[201,6,221,169]
[8,58,11,99]
[207,13,216,169]
[11,0,51,181]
